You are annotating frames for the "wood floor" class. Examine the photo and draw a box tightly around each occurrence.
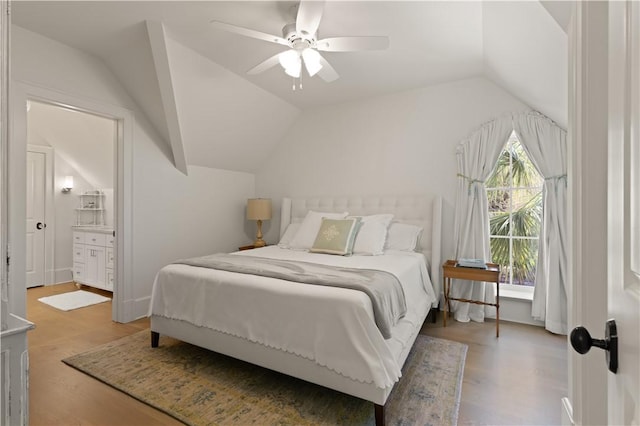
[27,283,567,425]
[420,315,567,425]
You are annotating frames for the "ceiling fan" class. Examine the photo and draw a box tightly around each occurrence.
[211,0,389,85]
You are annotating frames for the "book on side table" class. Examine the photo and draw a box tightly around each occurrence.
[456,258,488,269]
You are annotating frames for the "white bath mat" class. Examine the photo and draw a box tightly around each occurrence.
[38,290,111,311]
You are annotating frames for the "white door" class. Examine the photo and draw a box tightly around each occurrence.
[25,150,46,288]
[568,2,640,424]
[607,1,640,423]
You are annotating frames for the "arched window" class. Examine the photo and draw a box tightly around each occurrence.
[454,112,566,333]
[486,131,543,292]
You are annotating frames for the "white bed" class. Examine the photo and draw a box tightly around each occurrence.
[149,195,442,425]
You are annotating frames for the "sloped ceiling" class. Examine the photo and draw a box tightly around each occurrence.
[483,1,568,128]
[28,101,115,190]
[11,1,568,173]
[164,34,300,171]
[540,0,572,32]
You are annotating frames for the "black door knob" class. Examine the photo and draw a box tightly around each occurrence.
[570,319,618,374]
[570,326,605,353]
[36,222,44,230]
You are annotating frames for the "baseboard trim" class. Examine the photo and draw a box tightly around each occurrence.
[120,296,151,323]
[561,397,575,425]
[52,268,72,285]
[485,297,545,327]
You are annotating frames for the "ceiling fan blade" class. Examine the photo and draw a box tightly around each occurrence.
[317,54,339,82]
[211,21,289,47]
[247,52,283,75]
[296,0,325,36]
[316,36,390,52]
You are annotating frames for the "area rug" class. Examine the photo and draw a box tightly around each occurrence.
[38,290,111,311]
[63,330,467,426]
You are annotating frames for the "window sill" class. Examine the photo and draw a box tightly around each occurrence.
[500,288,534,301]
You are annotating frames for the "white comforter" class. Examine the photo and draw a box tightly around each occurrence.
[149,246,435,388]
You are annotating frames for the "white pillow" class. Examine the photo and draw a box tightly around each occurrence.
[384,222,423,252]
[350,214,394,255]
[288,210,349,250]
[277,223,301,249]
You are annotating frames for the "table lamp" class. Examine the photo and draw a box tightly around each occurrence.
[246,198,272,247]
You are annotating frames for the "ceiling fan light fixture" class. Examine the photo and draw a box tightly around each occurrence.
[284,64,301,78]
[212,1,389,85]
[279,49,302,78]
[279,50,299,69]
[302,48,323,76]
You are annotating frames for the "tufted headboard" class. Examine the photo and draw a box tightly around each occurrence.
[280,195,443,305]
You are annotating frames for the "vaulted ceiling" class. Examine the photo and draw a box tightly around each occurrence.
[12,1,569,174]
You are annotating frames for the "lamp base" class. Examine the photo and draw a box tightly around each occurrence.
[253,219,267,248]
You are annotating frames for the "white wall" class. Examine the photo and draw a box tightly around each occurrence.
[133,164,254,285]
[53,152,93,283]
[256,76,545,326]
[12,25,255,319]
[256,77,529,262]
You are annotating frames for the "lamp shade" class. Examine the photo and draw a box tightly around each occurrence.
[247,198,272,221]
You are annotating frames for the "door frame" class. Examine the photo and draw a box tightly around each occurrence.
[1,0,9,330]
[10,82,134,323]
[26,144,54,287]
[564,1,614,424]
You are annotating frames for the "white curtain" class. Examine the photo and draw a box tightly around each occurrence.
[452,118,513,322]
[512,111,568,335]
[453,111,567,332]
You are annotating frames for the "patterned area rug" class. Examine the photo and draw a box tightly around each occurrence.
[63,330,467,426]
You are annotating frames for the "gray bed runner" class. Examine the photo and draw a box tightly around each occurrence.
[174,253,406,339]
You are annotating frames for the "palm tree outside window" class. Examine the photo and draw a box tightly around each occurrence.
[486,131,543,291]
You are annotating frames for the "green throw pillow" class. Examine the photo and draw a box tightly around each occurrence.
[310,218,362,256]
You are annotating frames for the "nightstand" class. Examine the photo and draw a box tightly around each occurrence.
[238,244,268,251]
[442,259,501,337]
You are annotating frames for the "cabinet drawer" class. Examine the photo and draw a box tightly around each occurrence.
[85,232,106,246]
[106,269,114,291]
[106,247,114,269]
[73,262,85,281]
[106,234,115,248]
[73,232,85,244]
[73,244,85,263]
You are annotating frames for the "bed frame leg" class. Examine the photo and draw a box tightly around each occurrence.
[151,331,159,348]
[374,403,385,426]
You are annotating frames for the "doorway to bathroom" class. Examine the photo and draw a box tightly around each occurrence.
[26,100,116,297]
